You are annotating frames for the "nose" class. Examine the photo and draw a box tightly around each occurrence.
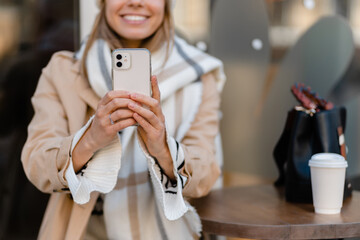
[127,0,144,7]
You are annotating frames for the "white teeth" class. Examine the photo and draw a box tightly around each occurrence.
[123,15,147,21]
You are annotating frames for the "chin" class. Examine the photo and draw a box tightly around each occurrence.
[123,33,153,41]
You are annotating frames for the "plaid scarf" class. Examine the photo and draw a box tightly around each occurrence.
[66,36,225,239]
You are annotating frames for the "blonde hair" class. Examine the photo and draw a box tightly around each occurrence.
[81,0,174,79]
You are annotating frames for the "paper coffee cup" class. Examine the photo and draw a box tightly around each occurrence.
[308,153,348,214]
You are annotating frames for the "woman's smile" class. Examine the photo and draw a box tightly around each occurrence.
[121,14,149,24]
[106,0,165,42]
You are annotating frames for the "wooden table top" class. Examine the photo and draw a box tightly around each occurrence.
[191,184,360,239]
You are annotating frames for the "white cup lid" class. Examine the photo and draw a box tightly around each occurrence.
[309,153,348,168]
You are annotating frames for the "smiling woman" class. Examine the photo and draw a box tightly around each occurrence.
[105,0,165,43]
[21,0,226,239]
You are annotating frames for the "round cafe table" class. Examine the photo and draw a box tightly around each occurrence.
[191,185,360,239]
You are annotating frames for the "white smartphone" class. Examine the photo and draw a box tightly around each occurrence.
[112,48,151,97]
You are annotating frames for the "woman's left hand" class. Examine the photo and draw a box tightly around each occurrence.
[128,76,175,180]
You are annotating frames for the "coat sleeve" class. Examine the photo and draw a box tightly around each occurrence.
[179,72,221,198]
[21,55,74,194]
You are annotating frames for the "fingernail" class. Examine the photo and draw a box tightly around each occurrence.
[131,93,137,99]
[129,103,135,108]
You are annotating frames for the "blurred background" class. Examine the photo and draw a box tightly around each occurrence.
[1,0,360,239]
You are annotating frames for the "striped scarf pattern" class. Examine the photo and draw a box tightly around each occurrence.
[66,36,226,239]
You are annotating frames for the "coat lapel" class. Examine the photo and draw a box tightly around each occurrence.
[71,62,100,111]
[77,84,100,111]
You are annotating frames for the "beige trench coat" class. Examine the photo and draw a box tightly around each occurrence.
[21,51,221,240]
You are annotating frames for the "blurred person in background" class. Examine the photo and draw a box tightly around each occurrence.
[0,0,74,239]
[21,0,226,239]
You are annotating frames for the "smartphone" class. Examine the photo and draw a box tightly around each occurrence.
[111,48,151,97]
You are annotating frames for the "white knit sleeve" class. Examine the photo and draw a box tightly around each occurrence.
[136,129,191,221]
[65,115,122,204]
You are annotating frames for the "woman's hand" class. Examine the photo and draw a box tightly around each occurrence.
[129,76,175,180]
[72,90,137,172]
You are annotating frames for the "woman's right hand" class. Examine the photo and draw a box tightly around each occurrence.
[72,90,137,172]
[87,90,137,150]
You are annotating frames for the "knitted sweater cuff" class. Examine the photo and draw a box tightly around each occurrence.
[136,129,190,220]
[65,115,121,204]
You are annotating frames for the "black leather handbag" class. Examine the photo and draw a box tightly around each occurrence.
[273,106,352,203]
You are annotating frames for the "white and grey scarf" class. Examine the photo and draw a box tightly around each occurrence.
[66,36,226,239]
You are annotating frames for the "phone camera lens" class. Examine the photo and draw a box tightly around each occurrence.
[116,54,122,60]
[116,62,123,68]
